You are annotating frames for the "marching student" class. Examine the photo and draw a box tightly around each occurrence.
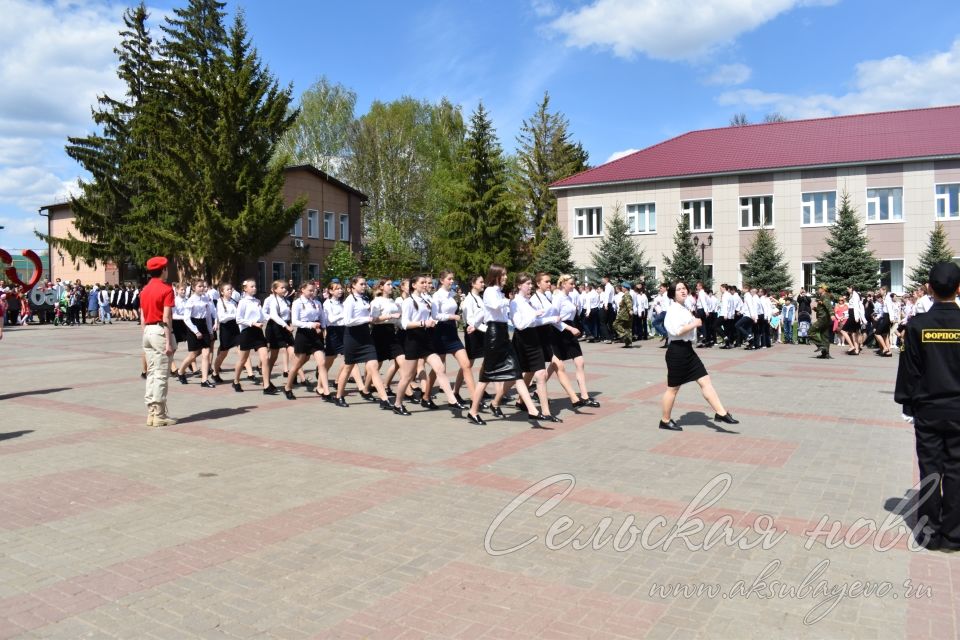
[659,281,739,431]
[841,285,865,355]
[466,265,544,426]
[334,276,392,408]
[583,283,600,341]
[212,283,256,384]
[98,285,112,324]
[456,274,487,403]
[176,279,216,388]
[370,278,404,396]
[547,274,598,408]
[284,281,330,400]
[875,286,895,356]
[429,270,477,406]
[511,273,563,422]
[232,279,277,394]
[391,275,465,416]
[169,282,190,374]
[264,280,297,386]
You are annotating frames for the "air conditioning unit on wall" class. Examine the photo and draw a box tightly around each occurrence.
[293,239,305,249]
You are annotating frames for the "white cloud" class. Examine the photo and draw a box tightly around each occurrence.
[718,38,960,119]
[547,0,836,61]
[605,148,639,163]
[704,63,752,86]
[531,0,558,18]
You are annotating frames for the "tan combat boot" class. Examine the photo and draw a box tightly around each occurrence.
[146,403,157,428]
[153,402,178,427]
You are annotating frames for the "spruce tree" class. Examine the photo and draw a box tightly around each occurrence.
[590,205,649,282]
[909,222,956,288]
[436,102,523,277]
[815,192,880,293]
[530,226,575,277]
[323,241,360,284]
[516,92,589,247]
[741,227,792,292]
[663,215,710,287]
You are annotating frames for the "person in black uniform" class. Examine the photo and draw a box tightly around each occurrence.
[895,262,960,551]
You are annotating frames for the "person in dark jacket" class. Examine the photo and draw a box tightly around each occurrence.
[895,262,960,551]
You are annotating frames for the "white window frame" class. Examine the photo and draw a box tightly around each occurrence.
[339,214,350,242]
[739,195,774,230]
[801,262,818,290]
[879,258,905,295]
[625,202,656,235]
[935,183,960,220]
[307,209,319,238]
[290,216,303,237]
[738,263,747,289]
[271,261,284,281]
[682,199,713,232]
[801,191,837,227]
[866,186,904,224]
[574,206,603,238]
[308,263,320,281]
[643,265,657,282]
[323,212,335,240]
[291,262,302,287]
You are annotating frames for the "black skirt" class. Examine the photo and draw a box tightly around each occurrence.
[842,315,860,332]
[404,327,434,360]
[185,319,212,351]
[536,325,554,363]
[239,326,267,351]
[372,324,403,361]
[294,328,324,355]
[479,321,521,382]
[513,327,545,373]
[172,319,188,343]
[551,328,582,361]
[265,320,294,349]
[219,319,240,350]
[464,328,485,360]
[665,341,708,387]
[324,325,345,356]
[433,320,464,355]
[344,324,378,364]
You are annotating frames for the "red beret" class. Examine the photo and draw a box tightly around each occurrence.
[146,256,168,271]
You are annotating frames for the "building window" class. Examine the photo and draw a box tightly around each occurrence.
[682,200,712,232]
[339,214,349,242]
[643,266,657,283]
[257,261,266,293]
[802,191,837,226]
[323,212,334,240]
[625,203,656,234]
[272,261,284,281]
[704,264,714,282]
[574,207,603,237]
[936,183,960,219]
[738,263,747,289]
[739,195,773,229]
[291,262,302,287]
[308,263,320,281]
[866,187,903,223]
[802,262,818,290]
[879,260,904,294]
[307,210,319,238]
[290,216,303,237]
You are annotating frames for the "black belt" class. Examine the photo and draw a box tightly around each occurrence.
[147,321,166,326]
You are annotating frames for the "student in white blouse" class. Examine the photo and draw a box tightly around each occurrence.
[283,281,330,400]
[369,278,404,395]
[546,274,599,408]
[231,279,276,394]
[176,279,217,388]
[212,282,256,384]
[660,281,739,431]
[335,276,392,408]
[457,275,488,402]
[428,270,477,406]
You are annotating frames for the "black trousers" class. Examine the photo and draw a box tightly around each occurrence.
[597,305,612,340]
[639,311,649,340]
[915,419,960,547]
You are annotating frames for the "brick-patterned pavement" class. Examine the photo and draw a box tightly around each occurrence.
[1,323,954,639]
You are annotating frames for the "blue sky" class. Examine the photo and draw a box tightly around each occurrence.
[2,0,960,252]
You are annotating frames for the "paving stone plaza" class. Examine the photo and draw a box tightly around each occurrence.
[1,323,956,639]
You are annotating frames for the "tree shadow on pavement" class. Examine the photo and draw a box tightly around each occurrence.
[0,430,34,442]
[0,387,71,402]
[175,406,256,425]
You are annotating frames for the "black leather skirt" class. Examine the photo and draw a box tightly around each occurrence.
[479,321,521,382]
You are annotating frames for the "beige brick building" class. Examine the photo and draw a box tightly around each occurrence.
[551,106,960,293]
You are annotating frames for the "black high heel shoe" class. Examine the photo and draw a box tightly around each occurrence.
[420,399,439,410]
[527,412,548,422]
[714,412,739,424]
[379,400,393,410]
[232,382,244,393]
[490,405,504,418]
[334,396,348,407]
[541,414,562,423]
[177,373,188,385]
[447,401,467,411]
[212,373,225,384]
[659,419,682,431]
[263,386,278,396]
[200,380,216,389]
[467,413,487,426]
[393,404,411,416]
[284,389,296,400]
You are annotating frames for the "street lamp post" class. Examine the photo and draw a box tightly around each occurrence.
[692,234,713,265]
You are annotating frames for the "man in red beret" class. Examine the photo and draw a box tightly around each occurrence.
[140,256,177,426]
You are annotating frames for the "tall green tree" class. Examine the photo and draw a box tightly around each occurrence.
[909,222,956,289]
[44,3,161,273]
[435,102,523,277]
[590,204,649,282]
[323,241,361,284]
[361,219,420,278]
[275,76,356,176]
[815,192,880,293]
[741,226,792,292]
[515,92,589,247]
[662,215,710,287]
[530,225,575,277]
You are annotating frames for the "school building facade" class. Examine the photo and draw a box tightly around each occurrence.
[39,164,366,289]
[551,105,960,293]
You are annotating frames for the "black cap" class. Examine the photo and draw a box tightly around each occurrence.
[928,262,960,298]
